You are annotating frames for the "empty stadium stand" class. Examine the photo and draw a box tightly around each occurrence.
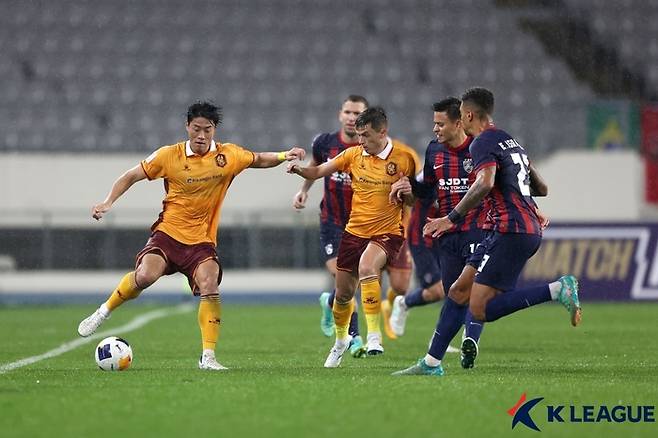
[2,0,647,157]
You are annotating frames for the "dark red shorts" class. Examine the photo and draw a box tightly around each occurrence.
[387,239,412,271]
[135,231,222,296]
[336,231,405,274]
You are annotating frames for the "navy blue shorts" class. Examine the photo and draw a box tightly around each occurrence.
[409,243,442,289]
[468,231,542,291]
[437,229,486,293]
[319,221,344,262]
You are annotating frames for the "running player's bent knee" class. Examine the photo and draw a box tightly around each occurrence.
[426,283,445,301]
[358,264,378,279]
[469,301,486,321]
[389,275,410,295]
[196,277,219,296]
[134,269,160,289]
[448,284,470,305]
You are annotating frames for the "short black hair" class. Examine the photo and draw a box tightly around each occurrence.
[432,97,462,122]
[344,94,369,107]
[355,107,387,131]
[461,87,494,119]
[187,101,222,126]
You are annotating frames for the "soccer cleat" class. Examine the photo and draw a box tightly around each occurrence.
[557,275,582,327]
[389,295,408,337]
[318,292,335,337]
[349,335,367,358]
[77,309,109,337]
[380,299,398,340]
[324,337,351,368]
[198,351,228,371]
[392,358,445,376]
[460,337,479,369]
[366,332,384,356]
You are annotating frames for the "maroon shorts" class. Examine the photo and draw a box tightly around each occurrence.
[336,231,405,274]
[135,231,222,296]
[386,239,412,271]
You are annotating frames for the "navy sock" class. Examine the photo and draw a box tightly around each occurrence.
[328,290,335,308]
[484,285,551,322]
[404,287,427,308]
[464,310,484,343]
[348,310,360,338]
[428,297,467,360]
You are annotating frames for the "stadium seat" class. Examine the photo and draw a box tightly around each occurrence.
[0,0,628,155]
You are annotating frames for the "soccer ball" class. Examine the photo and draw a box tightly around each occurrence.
[95,336,133,371]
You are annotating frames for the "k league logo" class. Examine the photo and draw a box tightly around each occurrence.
[508,393,544,431]
[507,392,655,432]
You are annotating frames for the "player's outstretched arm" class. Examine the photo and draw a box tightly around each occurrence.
[287,159,339,181]
[251,147,306,169]
[528,163,548,197]
[92,164,147,220]
[293,156,319,210]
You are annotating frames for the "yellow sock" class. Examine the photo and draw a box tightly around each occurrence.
[361,276,381,334]
[105,271,143,311]
[386,287,397,306]
[333,298,354,340]
[198,295,221,350]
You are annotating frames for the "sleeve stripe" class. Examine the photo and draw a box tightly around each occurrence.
[140,161,155,181]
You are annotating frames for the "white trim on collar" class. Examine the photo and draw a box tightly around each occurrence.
[185,140,217,156]
[362,139,393,159]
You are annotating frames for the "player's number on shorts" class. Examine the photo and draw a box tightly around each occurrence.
[477,254,490,273]
[510,152,531,196]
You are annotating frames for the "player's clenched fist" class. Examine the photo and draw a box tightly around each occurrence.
[92,202,111,220]
[287,163,301,174]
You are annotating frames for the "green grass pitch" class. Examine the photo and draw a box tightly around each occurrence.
[0,301,656,437]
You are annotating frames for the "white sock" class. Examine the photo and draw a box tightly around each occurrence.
[424,354,441,367]
[548,281,561,300]
[202,349,215,357]
[335,337,350,349]
[99,303,111,317]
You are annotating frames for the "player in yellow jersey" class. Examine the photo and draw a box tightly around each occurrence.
[379,139,422,340]
[77,101,305,370]
[288,107,418,367]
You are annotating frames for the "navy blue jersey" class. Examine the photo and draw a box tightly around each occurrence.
[470,127,541,235]
[421,136,490,234]
[311,131,358,227]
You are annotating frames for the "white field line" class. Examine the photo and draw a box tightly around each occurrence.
[0,303,194,374]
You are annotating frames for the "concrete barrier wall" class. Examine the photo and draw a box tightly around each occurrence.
[0,150,646,226]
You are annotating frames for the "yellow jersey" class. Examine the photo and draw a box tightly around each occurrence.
[141,140,254,246]
[332,139,418,238]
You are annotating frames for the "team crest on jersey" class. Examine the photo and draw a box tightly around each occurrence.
[215,154,227,167]
[386,162,398,176]
[463,158,474,174]
[325,244,334,255]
